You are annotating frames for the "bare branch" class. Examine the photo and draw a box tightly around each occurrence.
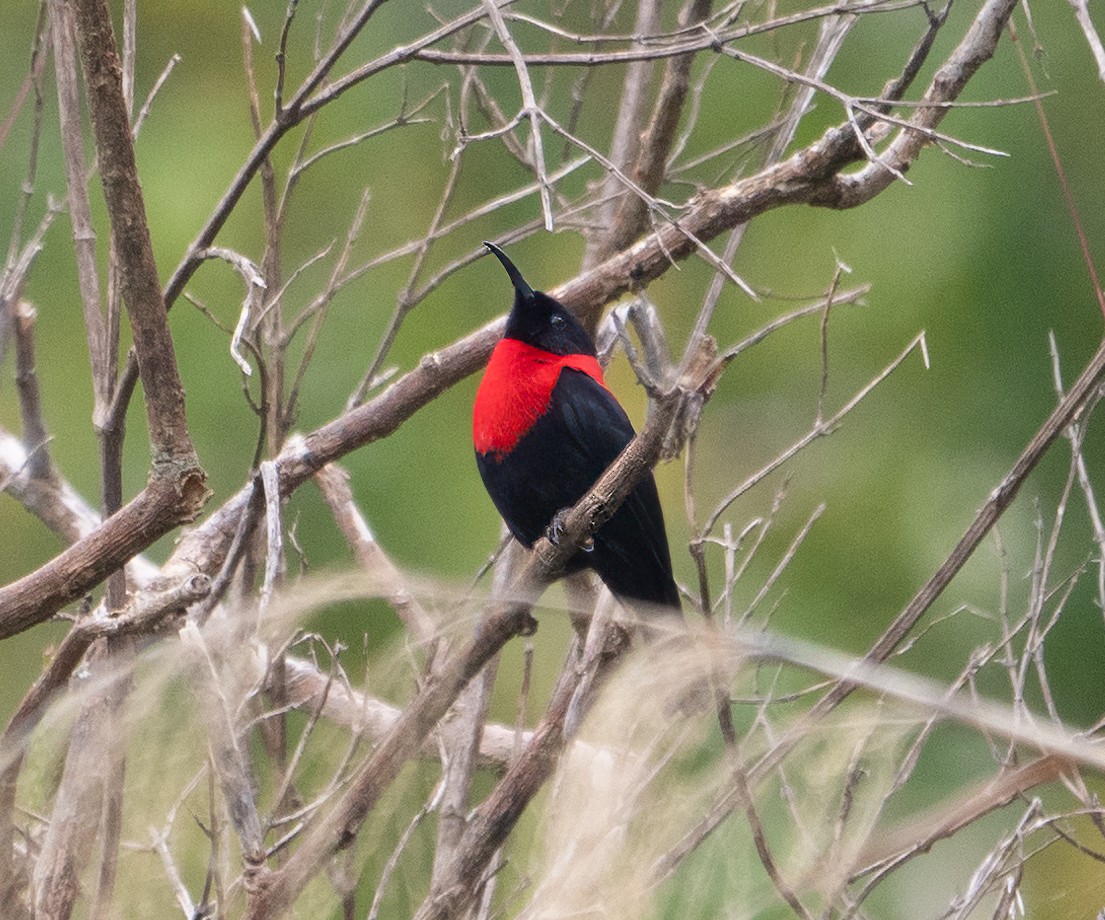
[1069,0,1105,82]
[314,463,438,648]
[12,299,54,482]
[131,53,181,138]
[242,333,719,918]
[197,247,267,377]
[412,1,926,68]
[702,331,928,536]
[603,0,713,258]
[181,621,266,863]
[481,0,554,230]
[586,0,664,266]
[74,0,197,464]
[414,644,590,920]
[49,0,110,415]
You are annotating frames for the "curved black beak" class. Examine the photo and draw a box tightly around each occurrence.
[483,241,535,299]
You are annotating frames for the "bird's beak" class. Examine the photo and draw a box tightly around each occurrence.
[484,241,535,299]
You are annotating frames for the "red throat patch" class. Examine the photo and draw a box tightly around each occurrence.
[473,338,607,458]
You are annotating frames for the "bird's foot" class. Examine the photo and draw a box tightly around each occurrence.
[546,509,594,552]
[545,509,569,545]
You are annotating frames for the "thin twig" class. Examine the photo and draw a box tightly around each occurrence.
[481,0,554,230]
[701,331,928,536]
[49,0,110,414]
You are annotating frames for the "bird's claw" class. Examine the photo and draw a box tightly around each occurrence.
[546,509,594,552]
[546,509,569,546]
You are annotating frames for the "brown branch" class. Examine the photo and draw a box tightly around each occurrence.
[0,428,174,586]
[585,0,665,269]
[165,0,391,310]
[105,0,416,437]
[160,0,1003,585]
[351,142,462,407]
[297,4,499,119]
[72,0,197,467]
[409,2,917,68]
[48,0,110,415]
[314,463,438,648]
[420,591,639,920]
[163,319,501,582]
[809,0,1013,207]
[414,648,589,920]
[12,302,54,483]
[855,754,1068,877]
[0,12,1023,903]
[658,330,1105,877]
[1,8,49,319]
[602,0,713,262]
[0,0,212,639]
[3,194,63,431]
[428,544,524,900]
[428,660,499,899]
[45,0,1010,646]
[801,333,1105,717]
[481,0,554,231]
[0,476,206,639]
[0,0,1047,909]
[243,11,289,455]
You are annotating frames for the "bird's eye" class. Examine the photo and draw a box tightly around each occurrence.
[551,314,565,328]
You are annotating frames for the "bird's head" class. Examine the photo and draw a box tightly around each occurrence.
[484,242,596,358]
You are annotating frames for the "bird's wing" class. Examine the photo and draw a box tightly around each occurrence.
[550,369,679,608]
[550,366,635,469]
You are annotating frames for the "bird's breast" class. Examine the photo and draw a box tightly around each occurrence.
[473,338,606,458]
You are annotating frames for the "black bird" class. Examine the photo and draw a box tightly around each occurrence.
[472,242,680,613]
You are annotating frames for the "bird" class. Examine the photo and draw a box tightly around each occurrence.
[473,241,681,616]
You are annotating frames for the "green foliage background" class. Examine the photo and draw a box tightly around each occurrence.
[1,0,1104,915]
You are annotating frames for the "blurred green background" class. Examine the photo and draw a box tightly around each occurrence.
[1,0,1104,915]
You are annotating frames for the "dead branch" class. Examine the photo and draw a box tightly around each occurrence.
[48,0,110,417]
[72,0,198,467]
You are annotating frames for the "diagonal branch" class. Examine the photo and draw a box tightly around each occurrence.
[0,477,207,639]
[811,0,1014,206]
[585,0,665,267]
[414,645,590,920]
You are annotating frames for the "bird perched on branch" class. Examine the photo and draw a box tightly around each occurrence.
[473,242,680,615]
